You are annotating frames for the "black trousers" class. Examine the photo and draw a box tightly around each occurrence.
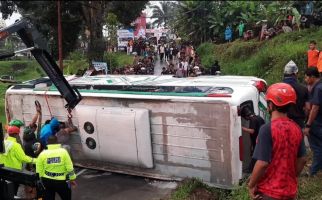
[42,178,71,200]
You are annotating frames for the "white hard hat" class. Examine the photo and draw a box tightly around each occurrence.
[284,60,298,75]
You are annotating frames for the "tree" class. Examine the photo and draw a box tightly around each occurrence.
[0,1,148,62]
[105,12,119,51]
[150,1,174,28]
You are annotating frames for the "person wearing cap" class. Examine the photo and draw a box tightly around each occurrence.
[241,105,265,173]
[8,119,25,144]
[248,83,307,200]
[304,67,322,176]
[36,135,77,200]
[283,60,310,128]
[0,125,37,195]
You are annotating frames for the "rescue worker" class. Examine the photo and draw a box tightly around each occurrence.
[36,135,77,200]
[40,117,60,148]
[248,83,307,200]
[241,105,265,173]
[0,125,37,195]
[8,119,25,144]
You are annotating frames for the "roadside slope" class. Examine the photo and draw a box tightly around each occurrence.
[211,27,322,84]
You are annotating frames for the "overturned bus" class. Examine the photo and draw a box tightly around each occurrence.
[5,74,268,188]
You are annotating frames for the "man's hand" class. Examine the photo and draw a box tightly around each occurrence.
[70,180,77,189]
[35,101,42,113]
[248,185,262,200]
[303,127,310,136]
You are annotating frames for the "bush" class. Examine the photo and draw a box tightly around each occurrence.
[64,51,88,75]
[196,42,216,69]
[103,52,133,70]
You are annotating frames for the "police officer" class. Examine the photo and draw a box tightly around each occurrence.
[36,135,76,200]
[0,125,36,195]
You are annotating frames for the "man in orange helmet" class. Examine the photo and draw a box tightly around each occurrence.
[248,83,307,200]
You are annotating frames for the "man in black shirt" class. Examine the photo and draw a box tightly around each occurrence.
[210,60,221,75]
[304,67,322,176]
[283,60,310,128]
[241,105,265,172]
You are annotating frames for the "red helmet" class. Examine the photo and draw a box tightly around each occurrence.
[266,83,296,106]
[7,126,20,135]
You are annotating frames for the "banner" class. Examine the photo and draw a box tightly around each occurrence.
[117,29,134,50]
[134,13,146,38]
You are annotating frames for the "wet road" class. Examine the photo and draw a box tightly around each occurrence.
[72,168,177,200]
[153,56,168,75]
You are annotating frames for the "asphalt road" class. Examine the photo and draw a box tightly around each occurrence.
[71,168,177,200]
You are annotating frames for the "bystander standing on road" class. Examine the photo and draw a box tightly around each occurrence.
[303,67,322,176]
[282,60,310,128]
[159,43,165,62]
[36,135,77,200]
[248,83,307,200]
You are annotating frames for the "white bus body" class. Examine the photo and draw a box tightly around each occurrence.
[5,75,267,188]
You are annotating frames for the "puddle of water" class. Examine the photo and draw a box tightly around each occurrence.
[149,180,178,189]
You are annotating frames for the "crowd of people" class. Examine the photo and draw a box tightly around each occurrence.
[224,1,318,43]
[241,40,322,199]
[0,102,78,200]
[112,39,216,77]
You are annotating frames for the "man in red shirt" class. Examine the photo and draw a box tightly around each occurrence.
[307,40,319,68]
[248,83,307,200]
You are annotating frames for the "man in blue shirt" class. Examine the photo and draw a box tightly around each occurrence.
[40,117,60,147]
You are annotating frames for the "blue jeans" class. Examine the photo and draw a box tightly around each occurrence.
[308,121,322,175]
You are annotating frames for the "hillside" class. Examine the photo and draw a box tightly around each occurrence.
[210,27,322,85]
[0,60,44,124]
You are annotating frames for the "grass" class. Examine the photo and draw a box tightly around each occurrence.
[0,59,44,124]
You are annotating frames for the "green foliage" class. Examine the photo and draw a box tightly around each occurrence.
[105,13,119,48]
[0,60,45,124]
[150,1,175,28]
[0,1,148,60]
[103,52,133,70]
[170,178,229,200]
[202,27,322,85]
[196,42,216,69]
[64,51,88,75]
[170,1,299,46]
[228,183,250,200]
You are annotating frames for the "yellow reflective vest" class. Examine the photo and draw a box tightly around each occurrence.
[36,144,76,181]
[0,136,36,170]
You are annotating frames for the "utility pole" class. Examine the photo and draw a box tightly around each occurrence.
[57,0,63,71]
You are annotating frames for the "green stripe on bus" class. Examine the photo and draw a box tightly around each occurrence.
[34,87,206,97]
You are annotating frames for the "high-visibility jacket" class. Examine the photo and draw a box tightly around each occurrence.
[0,136,36,170]
[36,144,76,181]
[308,49,319,67]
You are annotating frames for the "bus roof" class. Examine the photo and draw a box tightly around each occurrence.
[68,75,265,87]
